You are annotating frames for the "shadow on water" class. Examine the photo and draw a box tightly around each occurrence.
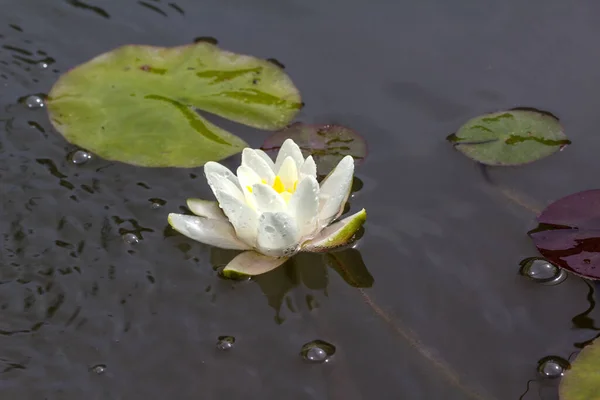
[210,247,374,325]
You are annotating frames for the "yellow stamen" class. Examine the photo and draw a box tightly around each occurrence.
[246,185,253,193]
[261,178,267,184]
[293,180,298,192]
[272,176,285,193]
[280,191,292,203]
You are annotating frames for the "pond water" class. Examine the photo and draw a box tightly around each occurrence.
[2,1,600,399]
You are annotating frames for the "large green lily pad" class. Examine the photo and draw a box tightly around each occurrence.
[447,109,570,166]
[47,43,302,167]
[560,339,600,400]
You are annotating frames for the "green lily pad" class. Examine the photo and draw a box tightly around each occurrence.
[447,108,570,166]
[47,43,302,167]
[559,339,600,400]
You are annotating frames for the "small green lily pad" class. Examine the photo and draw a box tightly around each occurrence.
[262,122,367,171]
[559,340,600,400]
[447,109,570,166]
[47,43,302,167]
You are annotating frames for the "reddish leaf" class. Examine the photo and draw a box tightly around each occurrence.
[528,189,600,279]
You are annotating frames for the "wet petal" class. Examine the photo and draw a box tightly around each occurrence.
[204,161,242,192]
[186,199,227,220]
[256,212,300,257]
[168,213,250,250]
[253,149,276,172]
[289,176,319,238]
[299,155,317,180]
[215,190,259,247]
[222,251,288,276]
[317,155,354,228]
[236,165,261,208]
[241,148,275,184]
[275,138,304,172]
[303,208,366,252]
[206,171,245,204]
[252,183,287,214]
[277,156,298,191]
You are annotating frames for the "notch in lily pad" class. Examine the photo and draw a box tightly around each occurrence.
[528,189,600,280]
[262,122,367,172]
[47,43,302,168]
[559,339,600,400]
[447,108,570,166]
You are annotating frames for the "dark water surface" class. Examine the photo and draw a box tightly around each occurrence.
[2,1,600,399]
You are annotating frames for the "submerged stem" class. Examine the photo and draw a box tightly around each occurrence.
[358,289,493,400]
[479,164,542,215]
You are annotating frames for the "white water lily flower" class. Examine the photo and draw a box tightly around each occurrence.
[168,138,366,276]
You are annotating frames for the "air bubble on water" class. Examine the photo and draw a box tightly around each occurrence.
[300,339,336,363]
[216,335,235,350]
[90,364,107,374]
[149,198,166,209]
[70,150,93,165]
[122,233,140,245]
[519,257,567,285]
[537,356,569,378]
[37,57,55,69]
[20,94,45,109]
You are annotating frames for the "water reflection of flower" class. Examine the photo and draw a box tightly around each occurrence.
[168,139,367,276]
[210,246,373,323]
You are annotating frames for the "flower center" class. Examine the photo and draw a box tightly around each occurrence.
[247,176,298,203]
[272,175,298,203]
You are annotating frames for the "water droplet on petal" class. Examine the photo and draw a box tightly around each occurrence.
[537,356,569,378]
[90,364,107,374]
[216,335,235,350]
[70,150,93,165]
[300,339,336,363]
[122,233,140,245]
[20,94,45,109]
[519,257,567,285]
[265,225,276,234]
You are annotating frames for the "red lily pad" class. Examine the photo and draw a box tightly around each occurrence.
[528,189,600,280]
[262,122,367,172]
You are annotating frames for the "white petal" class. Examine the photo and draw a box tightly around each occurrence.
[186,199,227,220]
[222,251,288,277]
[168,213,250,250]
[275,138,304,172]
[253,149,276,171]
[256,212,300,257]
[317,155,354,228]
[289,176,319,238]
[241,149,275,184]
[277,156,298,190]
[302,208,366,252]
[299,156,317,180]
[204,161,242,192]
[206,171,245,204]
[214,190,259,247]
[236,165,261,208]
[252,183,287,214]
